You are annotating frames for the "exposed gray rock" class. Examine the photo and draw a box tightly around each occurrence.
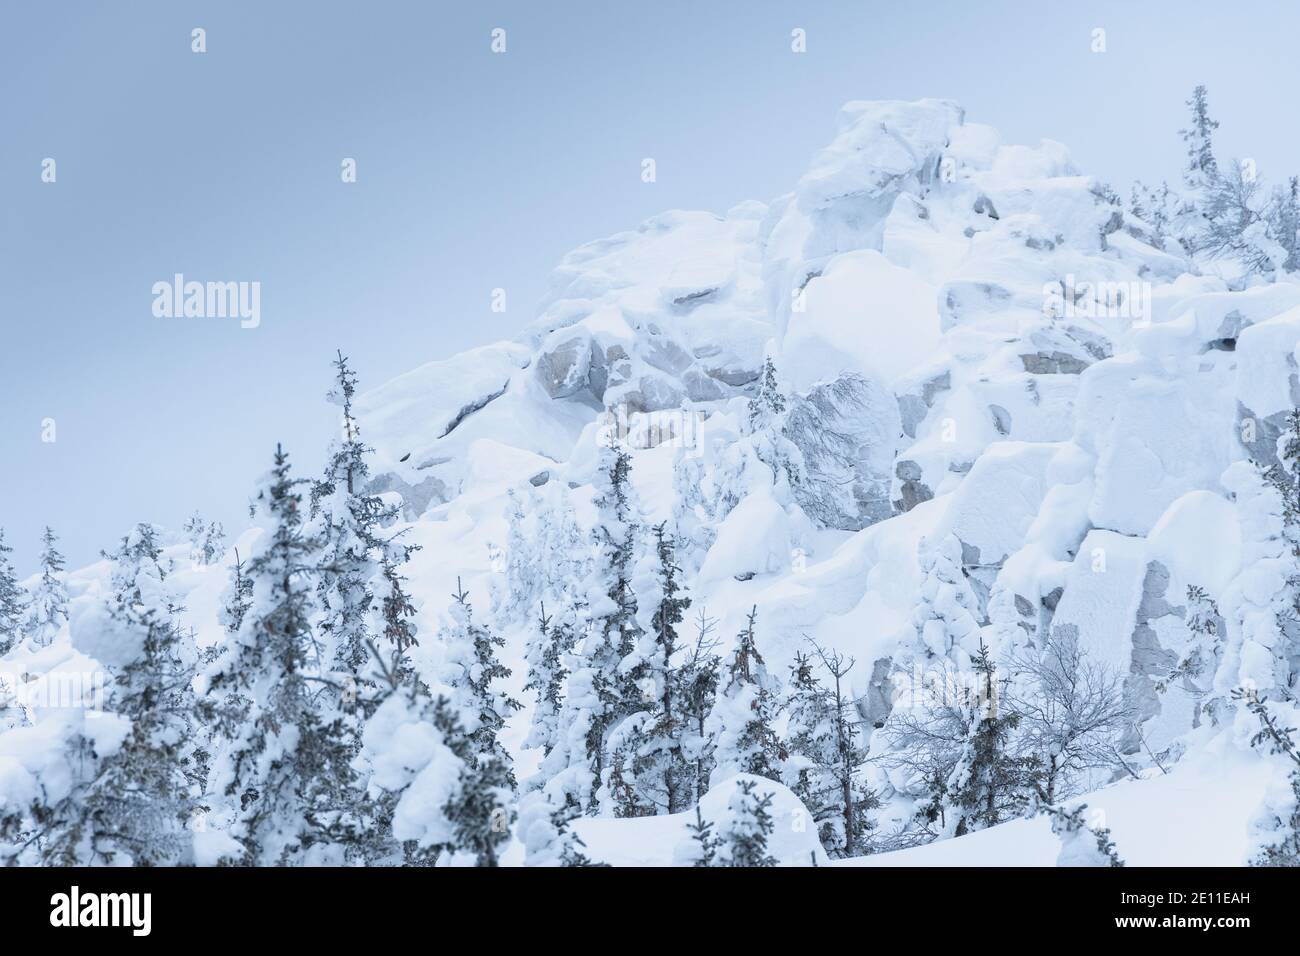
[671,287,719,310]
[1063,324,1112,362]
[704,364,761,388]
[893,459,933,513]
[1237,402,1293,470]
[614,374,687,413]
[898,371,951,438]
[863,657,895,730]
[1120,560,1187,754]
[1038,586,1064,641]
[586,345,609,402]
[364,471,448,520]
[536,336,593,399]
[1203,309,1244,351]
[643,337,694,377]
[1019,350,1090,375]
[440,381,509,437]
[682,368,727,402]
[784,372,901,530]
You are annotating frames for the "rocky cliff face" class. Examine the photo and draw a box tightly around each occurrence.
[346,98,1300,849]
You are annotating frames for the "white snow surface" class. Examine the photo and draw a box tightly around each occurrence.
[6,97,1300,866]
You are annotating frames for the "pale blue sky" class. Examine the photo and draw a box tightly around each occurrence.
[2,0,1296,571]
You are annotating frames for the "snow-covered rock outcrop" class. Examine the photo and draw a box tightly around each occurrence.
[345,97,1300,862]
[8,96,1300,866]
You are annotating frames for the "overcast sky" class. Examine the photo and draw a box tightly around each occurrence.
[3,0,1296,571]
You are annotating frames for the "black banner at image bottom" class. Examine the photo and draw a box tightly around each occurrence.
[0,865,1274,942]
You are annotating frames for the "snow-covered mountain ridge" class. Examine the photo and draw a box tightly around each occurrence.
[353,98,1300,863]
[5,97,1300,866]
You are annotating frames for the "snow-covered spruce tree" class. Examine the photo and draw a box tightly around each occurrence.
[671,357,803,567]
[589,443,644,709]
[1166,85,1222,255]
[1234,688,1300,866]
[24,526,68,648]
[1128,183,1148,224]
[203,445,364,865]
[1048,804,1124,867]
[5,524,201,865]
[1171,84,1295,273]
[516,787,602,866]
[676,607,722,805]
[541,486,592,598]
[369,526,421,685]
[750,355,787,426]
[883,637,1038,842]
[83,523,202,864]
[605,522,694,815]
[523,602,571,759]
[519,489,590,761]
[910,534,983,666]
[183,511,205,554]
[0,528,24,654]
[502,484,590,615]
[783,654,840,847]
[183,511,226,567]
[1271,176,1300,273]
[359,646,515,866]
[1180,85,1220,191]
[1209,454,1300,724]
[1129,180,1174,249]
[715,778,779,867]
[219,547,254,636]
[441,579,521,783]
[499,488,536,618]
[876,536,987,828]
[0,730,100,865]
[308,351,425,860]
[0,532,24,727]
[1165,585,1224,698]
[747,355,802,496]
[671,443,717,562]
[783,645,878,858]
[944,641,1036,837]
[312,350,409,680]
[705,606,784,785]
[677,806,719,866]
[540,443,642,814]
[336,523,422,866]
[1261,408,1300,698]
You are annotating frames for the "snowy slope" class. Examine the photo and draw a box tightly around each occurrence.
[848,735,1277,867]
[6,97,1300,866]
[350,99,1300,865]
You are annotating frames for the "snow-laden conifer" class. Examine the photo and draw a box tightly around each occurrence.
[24,527,68,648]
[0,529,24,655]
[705,606,783,785]
[204,446,363,865]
